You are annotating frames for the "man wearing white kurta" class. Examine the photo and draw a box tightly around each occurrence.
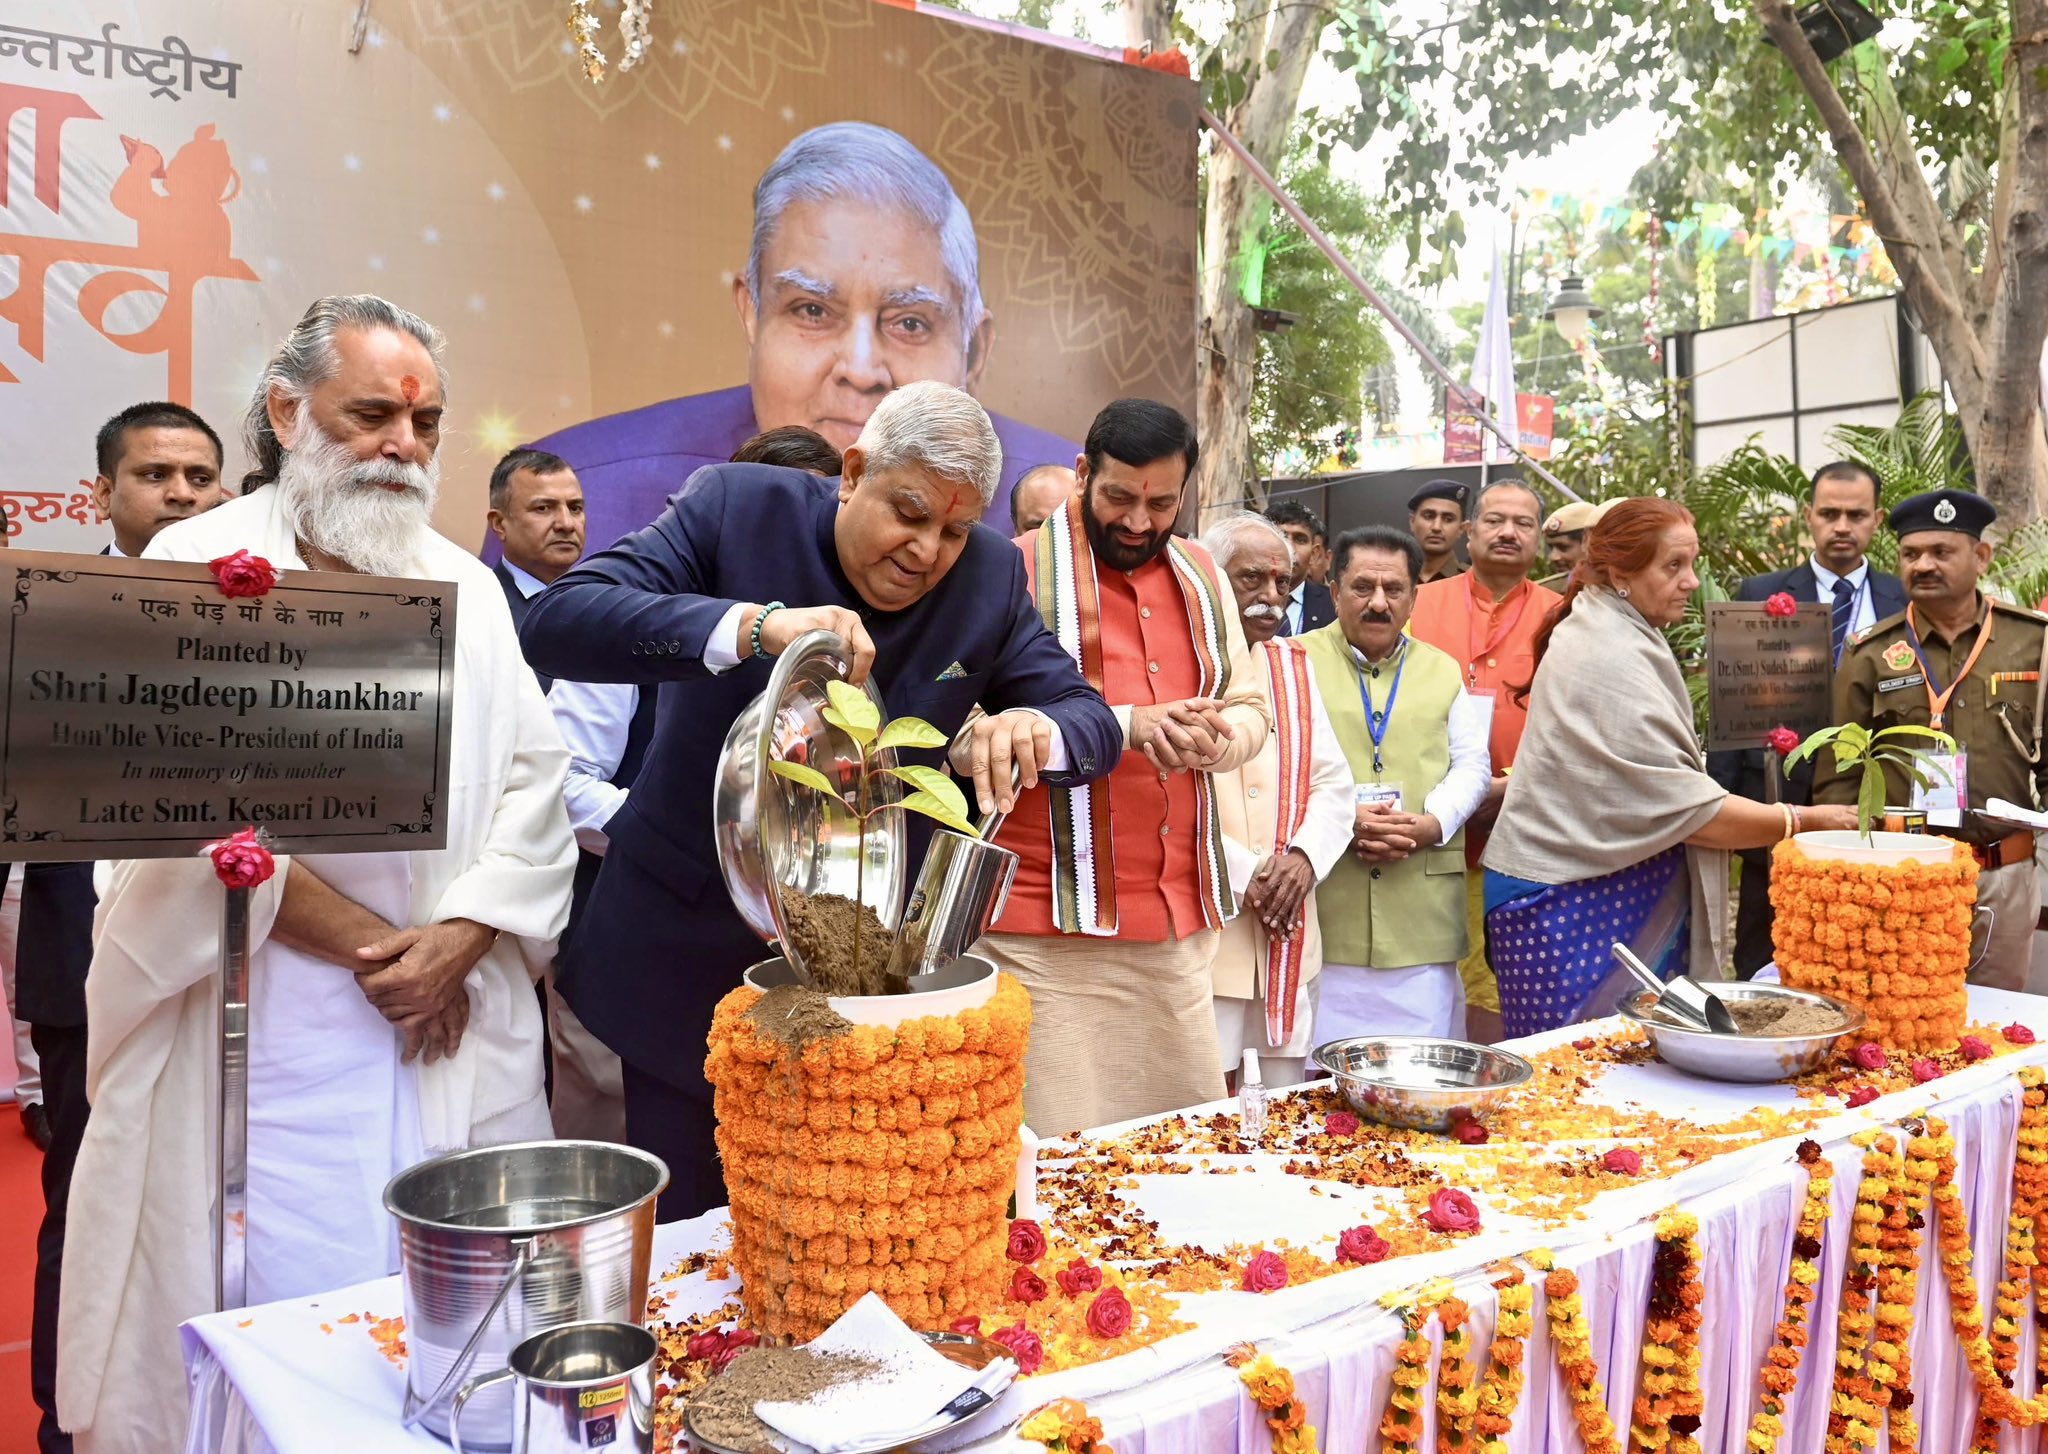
[1201,516,1354,1085]
[1302,526,1491,1042]
[58,296,576,1454]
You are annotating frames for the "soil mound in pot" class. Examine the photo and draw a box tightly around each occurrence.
[743,983,852,1055]
[778,887,905,996]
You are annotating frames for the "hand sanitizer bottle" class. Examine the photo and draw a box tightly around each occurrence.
[1239,1048,1268,1140]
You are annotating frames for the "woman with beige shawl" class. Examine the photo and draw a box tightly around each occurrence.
[1482,498,1855,1036]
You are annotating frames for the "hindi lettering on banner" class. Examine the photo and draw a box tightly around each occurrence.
[1443,385,1486,465]
[0,552,454,859]
[1705,600,1834,752]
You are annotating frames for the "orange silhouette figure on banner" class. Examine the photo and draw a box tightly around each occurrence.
[0,88,259,403]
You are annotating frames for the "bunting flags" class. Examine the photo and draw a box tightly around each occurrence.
[1519,189,1894,285]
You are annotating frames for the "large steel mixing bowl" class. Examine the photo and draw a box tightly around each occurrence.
[712,630,903,960]
[1312,1036,1534,1133]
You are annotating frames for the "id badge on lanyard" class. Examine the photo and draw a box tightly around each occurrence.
[1909,750,1967,828]
[1356,783,1403,812]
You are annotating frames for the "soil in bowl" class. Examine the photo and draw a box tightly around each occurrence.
[744,983,853,1055]
[1724,997,1847,1036]
[687,1345,882,1451]
[778,887,906,997]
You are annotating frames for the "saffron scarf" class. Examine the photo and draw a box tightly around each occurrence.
[1260,638,1317,1045]
[1032,494,1234,935]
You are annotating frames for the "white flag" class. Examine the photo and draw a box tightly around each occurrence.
[1471,238,1518,464]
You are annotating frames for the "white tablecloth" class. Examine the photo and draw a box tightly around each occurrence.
[183,986,2048,1454]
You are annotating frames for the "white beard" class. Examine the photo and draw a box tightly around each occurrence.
[273,420,440,577]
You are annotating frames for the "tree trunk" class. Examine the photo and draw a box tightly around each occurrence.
[1752,0,2048,525]
[1117,0,1175,49]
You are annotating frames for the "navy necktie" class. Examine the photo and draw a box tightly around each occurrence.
[1831,576,1856,664]
[1278,603,1296,637]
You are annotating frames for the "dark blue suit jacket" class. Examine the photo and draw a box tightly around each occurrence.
[1295,580,1336,636]
[1706,559,1907,803]
[519,463,1122,1091]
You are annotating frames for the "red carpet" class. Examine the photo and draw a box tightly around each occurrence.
[0,1119,46,1452]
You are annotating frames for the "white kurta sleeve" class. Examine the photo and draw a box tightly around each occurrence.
[1423,688,1494,844]
[1290,683,1356,881]
[429,666,578,946]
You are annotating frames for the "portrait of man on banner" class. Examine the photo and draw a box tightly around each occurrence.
[531,122,1078,550]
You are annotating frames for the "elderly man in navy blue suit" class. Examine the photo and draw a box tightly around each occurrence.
[1708,460,1904,975]
[521,381,1122,1218]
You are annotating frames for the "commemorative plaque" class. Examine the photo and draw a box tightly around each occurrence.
[1705,599,1834,752]
[0,551,454,859]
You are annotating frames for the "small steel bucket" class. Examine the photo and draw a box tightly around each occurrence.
[384,1140,667,1450]
[884,828,1019,980]
[451,1321,657,1454]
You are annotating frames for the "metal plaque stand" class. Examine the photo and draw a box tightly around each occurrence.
[216,885,252,1312]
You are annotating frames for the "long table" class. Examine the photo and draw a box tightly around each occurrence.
[183,985,2048,1454]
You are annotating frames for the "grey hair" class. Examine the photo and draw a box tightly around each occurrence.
[853,380,1001,505]
[1201,511,1292,571]
[241,294,448,490]
[747,123,985,346]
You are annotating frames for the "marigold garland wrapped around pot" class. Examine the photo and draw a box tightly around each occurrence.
[704,973,1031,1341]
[1769,840,1977,1050]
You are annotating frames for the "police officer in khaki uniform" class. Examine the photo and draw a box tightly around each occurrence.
[1535,499,1598,593]
[1814,489,2048,990]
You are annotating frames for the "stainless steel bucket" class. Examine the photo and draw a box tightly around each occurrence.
[884,828,1018,980]
[384,1140,668,1450]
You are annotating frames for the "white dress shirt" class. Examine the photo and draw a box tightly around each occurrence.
[509,558,642,853]
[1809,556,1877,637]
[1284,582,1307,636]
[1346,642,1493,842]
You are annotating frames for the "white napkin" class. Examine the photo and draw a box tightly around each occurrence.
[754,1293,1011,1454]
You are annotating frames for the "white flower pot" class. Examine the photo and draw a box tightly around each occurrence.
[1792,829,1957,868]
[742,953,998,1028]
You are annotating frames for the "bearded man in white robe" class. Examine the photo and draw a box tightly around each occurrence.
[58,294,577,1453]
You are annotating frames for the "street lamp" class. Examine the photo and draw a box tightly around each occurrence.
[1543,275,1604,345]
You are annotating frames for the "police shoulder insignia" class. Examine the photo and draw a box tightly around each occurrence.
[1881,640,1917,673]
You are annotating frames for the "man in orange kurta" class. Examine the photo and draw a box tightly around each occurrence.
[1409,480,1561,1040]
[969,400,1270,1136]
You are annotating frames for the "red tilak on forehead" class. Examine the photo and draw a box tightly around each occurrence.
[399,375,421,402]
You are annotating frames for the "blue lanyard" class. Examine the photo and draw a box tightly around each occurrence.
[1353,641,1407,776]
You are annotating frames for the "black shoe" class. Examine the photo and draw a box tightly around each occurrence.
[20,1101,50,1152]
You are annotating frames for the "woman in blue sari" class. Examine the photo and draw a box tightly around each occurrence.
[1481,499,1856,1037]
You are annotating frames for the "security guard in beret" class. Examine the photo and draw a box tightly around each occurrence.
[1814,488,2048,991]
[1536,499,1600,592]
[1407,480,1469,584]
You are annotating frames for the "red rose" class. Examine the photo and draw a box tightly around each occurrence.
[1057,1260,1102,1296]
[1424,1187,1482,1234]
[990,1321,1044,1375]
[1602,1147,1642,1176]
[1767,726,1802,756]
[1845,1085,1879,1108]
[948,1316,982,1337]
[1851,1042,1888,1070]
[206,827,276,890]
[1453,1116,1489,1145]
[2007,1023,2038,1046]
[712,1329,758,1372]
[1325,1111,1361,1138]
[1960,1035,1993,1062]
[1336,1225,1390,1266]
[1086,1286,1133,1339]
[208,549,278,599]
[1009,1268,1049,1304]
[1242,1250,1290,1293]
[1006,1219,1047,1264]
[1764,592,1798,619]
[1911,1057,1941,1084]
[684,1330,726,1363]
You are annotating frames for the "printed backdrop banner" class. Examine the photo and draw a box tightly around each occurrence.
[0,0,1198,553]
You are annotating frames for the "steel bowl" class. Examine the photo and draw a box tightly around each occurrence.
[1311,1036,1535,1133]
[712,630,903,956]
[1616,981,1865,1083]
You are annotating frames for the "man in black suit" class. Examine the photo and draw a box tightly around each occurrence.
[24,402,226,1454]
[488,449,587,691]
[1264,499,1336,636]
[1708,460,1903,975]
[520,382,1123,1218]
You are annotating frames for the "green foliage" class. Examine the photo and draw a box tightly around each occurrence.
[1784,723,1958,837]
[773,682,978,837]
[1246,140,1393,473]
